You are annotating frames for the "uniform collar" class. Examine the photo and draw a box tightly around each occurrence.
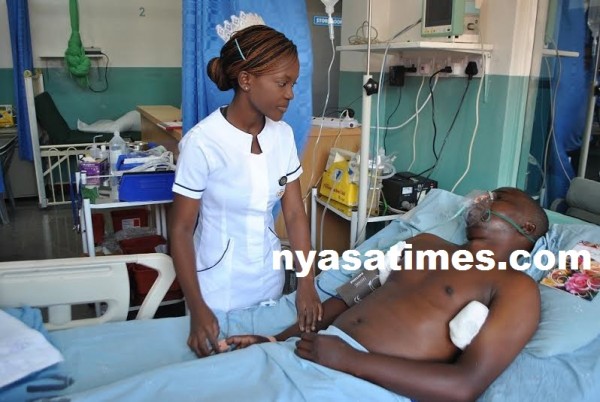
[217,107,273,154]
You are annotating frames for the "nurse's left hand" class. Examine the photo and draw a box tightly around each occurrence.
[295,280,323,332]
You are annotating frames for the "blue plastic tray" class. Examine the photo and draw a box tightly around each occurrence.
[118,171,174,202]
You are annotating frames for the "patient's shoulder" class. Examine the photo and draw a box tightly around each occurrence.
[493,270,540,312]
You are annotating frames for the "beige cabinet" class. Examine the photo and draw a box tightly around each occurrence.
[275,126,361,254]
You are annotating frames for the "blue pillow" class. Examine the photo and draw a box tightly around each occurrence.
[524,224,600,357]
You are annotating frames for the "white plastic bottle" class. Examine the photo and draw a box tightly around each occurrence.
[99,144,109,176]
[108,131,127,175]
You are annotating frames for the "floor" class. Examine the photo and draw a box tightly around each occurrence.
[0,198,83,262]
[0,198,186,318]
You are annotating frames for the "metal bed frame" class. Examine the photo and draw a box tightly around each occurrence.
[24,70,100,208]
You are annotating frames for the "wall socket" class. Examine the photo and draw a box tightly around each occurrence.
[84,47,102,55]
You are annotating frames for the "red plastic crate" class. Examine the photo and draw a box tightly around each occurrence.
[118,235,181,304]
[91,213,104,245]
[119,234,166,254]
[130,263,182,295]
[111,208,149,232]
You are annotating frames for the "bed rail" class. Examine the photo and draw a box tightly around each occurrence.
[39,142,105,206]
[0,253,177,331]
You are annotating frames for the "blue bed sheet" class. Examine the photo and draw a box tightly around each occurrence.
[4,189,600,401]
[43,304,600,402]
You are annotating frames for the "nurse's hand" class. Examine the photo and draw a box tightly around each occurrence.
[226,334,271,350]
[188,305,221,358]
[295,280,323,332]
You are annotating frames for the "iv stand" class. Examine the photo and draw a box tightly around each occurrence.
[577,32,600,178]
[356,0,373,245]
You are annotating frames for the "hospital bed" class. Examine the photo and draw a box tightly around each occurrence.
[23,71,141,208]
[1,189,600,401]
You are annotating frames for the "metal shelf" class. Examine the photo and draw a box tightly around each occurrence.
[39,55,104,59]
[337,40,493,55]
[310,188,404,250]
[541,48,580,58]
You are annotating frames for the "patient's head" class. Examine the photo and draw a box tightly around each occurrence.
[207,25,298,91]
[466,187,549,251]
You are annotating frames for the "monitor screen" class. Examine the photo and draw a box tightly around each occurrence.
[424,0,453,28]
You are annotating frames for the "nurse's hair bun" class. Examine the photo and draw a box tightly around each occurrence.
[207,57,231,91]
[207,25,297,93]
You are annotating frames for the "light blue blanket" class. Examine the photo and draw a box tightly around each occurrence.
[3,189,600,401]
[57,327,409,402]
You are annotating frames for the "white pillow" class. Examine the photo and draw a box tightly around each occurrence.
[77,110,141,133]
[0,310,63,388]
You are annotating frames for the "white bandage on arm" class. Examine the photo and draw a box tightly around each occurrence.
[449,300,489,350]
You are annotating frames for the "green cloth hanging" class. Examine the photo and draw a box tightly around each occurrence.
[64,0,90,87]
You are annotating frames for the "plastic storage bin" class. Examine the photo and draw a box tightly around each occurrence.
[91,213,105,245]
[118,171,175,202]
[118,235,182,304]
[110,208,149,232]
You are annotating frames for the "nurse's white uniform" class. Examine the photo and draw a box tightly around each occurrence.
[172,108,302,312]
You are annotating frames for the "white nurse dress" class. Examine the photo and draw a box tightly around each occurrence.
[172,108,302,312]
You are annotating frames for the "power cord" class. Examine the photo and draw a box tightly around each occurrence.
[407,76,427,172]
[410,67,452,178]
[383,86,402,154]
[451,33,486,193]
[347,21,381,45]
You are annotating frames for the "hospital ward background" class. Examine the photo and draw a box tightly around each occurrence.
[2,0,600,401]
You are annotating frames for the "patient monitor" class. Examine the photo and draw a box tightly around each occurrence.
[421,0,482,43]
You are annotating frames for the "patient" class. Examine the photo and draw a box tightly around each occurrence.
[227,187,549,401]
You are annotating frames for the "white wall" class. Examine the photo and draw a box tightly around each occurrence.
[0,2,12,68]
[0,0,181,69]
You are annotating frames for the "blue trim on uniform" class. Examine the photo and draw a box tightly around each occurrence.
[286,165,301,176]
[197,239,231,272]
[174,182,205,193]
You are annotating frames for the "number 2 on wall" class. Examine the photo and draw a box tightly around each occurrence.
[139,7,146,17]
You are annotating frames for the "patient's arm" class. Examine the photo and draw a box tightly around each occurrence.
[295,277,540,402]
[226,297,349,349]
[275,297,348,340]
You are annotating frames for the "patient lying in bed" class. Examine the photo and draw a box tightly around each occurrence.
[1,187,550,402]
[224,187,549,401]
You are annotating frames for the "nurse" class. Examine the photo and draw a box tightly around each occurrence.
[169,24,322,357]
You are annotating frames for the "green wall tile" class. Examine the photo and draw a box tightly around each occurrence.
[338,71,529,194]
[0,67,181,128]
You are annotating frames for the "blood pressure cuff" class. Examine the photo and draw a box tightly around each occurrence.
[336,270,382,307]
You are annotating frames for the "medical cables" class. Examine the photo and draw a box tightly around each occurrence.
[407,77,427,172]
[303,30,337,204]
[450,32,487,193]
[413,74,471,179]
[541,39,571,206]
[353,19,421,246]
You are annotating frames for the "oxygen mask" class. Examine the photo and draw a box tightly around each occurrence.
[462,190,496,227]
[462,190,536,244]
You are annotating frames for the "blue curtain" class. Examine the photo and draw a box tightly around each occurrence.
[545,0,591,206]
[6,0,34,161]
[181,0,313,155]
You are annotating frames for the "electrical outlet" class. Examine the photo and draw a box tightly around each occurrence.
[419,61,432,76]
[84,47,102,55]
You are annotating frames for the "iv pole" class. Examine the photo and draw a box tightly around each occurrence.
[356,0,374,245]
[578,15,600,177]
